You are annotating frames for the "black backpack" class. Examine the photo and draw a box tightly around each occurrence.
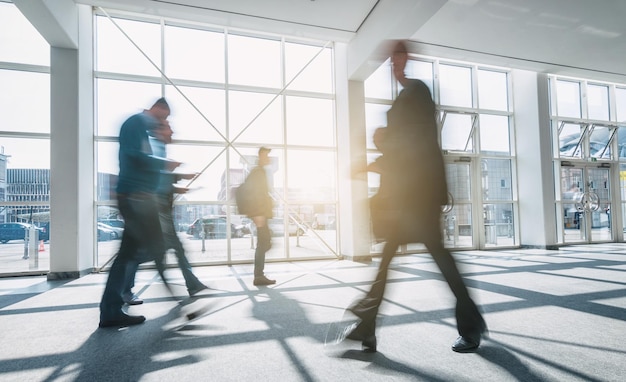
[235,176,253,216]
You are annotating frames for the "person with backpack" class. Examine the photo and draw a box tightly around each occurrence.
[237,147,276,286]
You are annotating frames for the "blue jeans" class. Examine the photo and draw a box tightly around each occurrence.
[100,193,164,321]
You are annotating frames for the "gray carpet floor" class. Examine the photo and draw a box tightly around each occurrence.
[1,244,625,381]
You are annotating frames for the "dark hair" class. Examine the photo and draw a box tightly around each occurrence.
[392,40,408,54]
[153,97,169,110]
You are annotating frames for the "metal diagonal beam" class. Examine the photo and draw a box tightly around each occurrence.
[230,40,332,146]
[99,7,225,142]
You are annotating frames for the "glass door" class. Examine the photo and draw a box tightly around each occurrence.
[442,158,474,249]
[560,166,612,243]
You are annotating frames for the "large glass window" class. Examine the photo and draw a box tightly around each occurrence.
[365,56,516,251]
[555,80,582,118]
[406,60,434,94]
[96,16,161,76]
[550,75,626,244]
[478,69,508,111]
[285,96,334,146]
[616,87,626,122]
[285,42,333,93]
[441,112,474,153]
[0,2,49,66]
[0,3,51,275]
[227,34,281,88]
[439,64,473,108]
[552,77,624,162]
[164,25,225,83]
[166,85,226,142]
[0,70,50,134]
[480,114,510,154]
[365,103,391,150]
[364,59,392,100]
[587,84,610,121]
[94,12,337,267]
[96,79,160,136]
[229,91,282,144]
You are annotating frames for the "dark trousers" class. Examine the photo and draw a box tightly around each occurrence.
[254,224,271,277]
[100,193,163,320]
[353,218,485,341]
[156,194,204,292]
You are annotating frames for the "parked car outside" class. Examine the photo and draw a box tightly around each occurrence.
[36,222,50,242]
[186,216,249,239]
[97,223,118,241]
[99,219,124,229]
[98,222,123,239]
[0,222,45,244]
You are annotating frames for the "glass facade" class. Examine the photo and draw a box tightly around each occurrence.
[0,2,51,274]
[364,59,516,251]
[93,12,338,267]
[550,76,626,244]
[3,1,626,276]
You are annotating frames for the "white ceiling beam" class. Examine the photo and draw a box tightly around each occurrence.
[347,0,447,81]
[77,0,356,42]
[13,0,78,49]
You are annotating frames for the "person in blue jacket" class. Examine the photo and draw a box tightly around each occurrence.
[149,119,208,296]
[99,98,177,328]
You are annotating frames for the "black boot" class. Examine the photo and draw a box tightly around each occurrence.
[345,317,377,352]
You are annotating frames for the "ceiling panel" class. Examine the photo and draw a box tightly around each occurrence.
[413,0,626,81]
[75,0,626,82]
[78,0,378,42]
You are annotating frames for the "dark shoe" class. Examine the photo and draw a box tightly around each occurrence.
[452,336,480,353]
[253,275,276,286]
[99,314,146,328]
[188,285,209,297]
[123,295,144,305]
[346,321,377,352]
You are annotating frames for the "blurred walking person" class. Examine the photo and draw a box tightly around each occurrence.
[346,41,487,353]
[149,120,208,296]
[99,97,176,328]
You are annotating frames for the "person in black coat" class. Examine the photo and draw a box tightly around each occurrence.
[347,40,486,353]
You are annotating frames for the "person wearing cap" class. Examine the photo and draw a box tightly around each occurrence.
[245,147,276,286]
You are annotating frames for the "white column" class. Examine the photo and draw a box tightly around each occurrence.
[513,70,557,248]
[336,43,372,261]
[48,6,94,279]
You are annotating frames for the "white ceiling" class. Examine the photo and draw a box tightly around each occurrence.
[74,0,626,83]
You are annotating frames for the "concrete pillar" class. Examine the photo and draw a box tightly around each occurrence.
[336,43,372,262]
[513,70,557,248]
[48,6,94,279]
